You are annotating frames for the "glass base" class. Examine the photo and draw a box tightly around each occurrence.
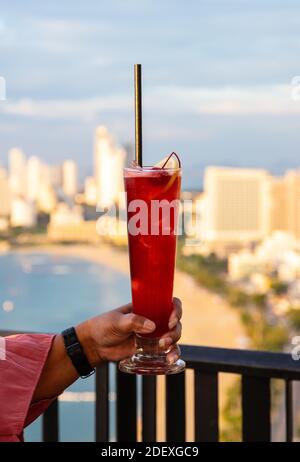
[118,336,186,375]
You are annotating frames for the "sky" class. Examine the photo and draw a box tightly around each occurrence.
[1,0,300,189]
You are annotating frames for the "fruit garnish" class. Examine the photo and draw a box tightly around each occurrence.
[154,152,181,169]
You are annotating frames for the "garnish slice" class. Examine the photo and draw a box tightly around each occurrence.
[155,152,181,169]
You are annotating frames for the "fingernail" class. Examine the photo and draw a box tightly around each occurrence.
[168,317,178,330]
[143,319,155,332]
[167,353,179,365]
[159,337,172,349]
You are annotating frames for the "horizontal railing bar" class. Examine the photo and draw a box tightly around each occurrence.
[181,345,300,380]
[1,330,300,380]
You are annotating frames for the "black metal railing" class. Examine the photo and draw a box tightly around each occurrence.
[2,330,300,442]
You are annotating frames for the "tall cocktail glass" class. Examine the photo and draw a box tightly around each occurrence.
[119,164,185,375]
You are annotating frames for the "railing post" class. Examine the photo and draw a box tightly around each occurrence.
[116,369,137,442]
[142,376,157,442]
[95,363,109,442]
[166,372,186,442]
[242,375,271,442]
[285,380,293,442]
[194,370,219,442]
[42,399,59,442]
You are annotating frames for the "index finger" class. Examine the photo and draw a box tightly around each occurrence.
[116,303,133,314]
[168,297,182,330]
[172,297,182,319]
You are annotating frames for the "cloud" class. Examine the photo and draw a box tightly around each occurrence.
[1,84,299,122]
[148,84,300,116]
[0,95,131,120]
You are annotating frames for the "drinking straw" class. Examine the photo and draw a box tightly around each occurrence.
[134,64,143,167]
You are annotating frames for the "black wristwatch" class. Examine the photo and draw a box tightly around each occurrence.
[62,327,95,378]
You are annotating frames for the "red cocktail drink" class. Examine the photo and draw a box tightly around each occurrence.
[126,167,180,337]
[119,162,185,375]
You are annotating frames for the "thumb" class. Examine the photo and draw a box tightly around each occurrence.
[117,313,156,335]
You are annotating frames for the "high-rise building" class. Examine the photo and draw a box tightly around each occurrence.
[267,170,300,241]
[62,160,77,198]
[268,176,288,234]
[284,170,300,241]
[84,177,97,206]
[9,148,27,197]
[203,167,270,252]
[0,167,11,216]
[10,198,36,228]
[37,183,57,213]
[94,126,125,208]
[27,156,42,202]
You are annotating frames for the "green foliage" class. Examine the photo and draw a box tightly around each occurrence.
[226,287,250,307]
[176,251,227,295]
[270,279,289,295]
[240,307,288,352]
[286,308,300,330]
[261,324,289,352]
[250,293,267,308]
[221,380,242,442]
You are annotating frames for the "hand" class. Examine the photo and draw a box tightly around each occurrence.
[76,298,182,366]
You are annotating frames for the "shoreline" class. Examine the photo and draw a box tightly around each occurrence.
[7,243,244,349]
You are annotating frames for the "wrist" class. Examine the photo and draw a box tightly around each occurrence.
[75,320,101,368]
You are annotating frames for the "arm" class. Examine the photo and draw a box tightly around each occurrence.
[33,299,182,402]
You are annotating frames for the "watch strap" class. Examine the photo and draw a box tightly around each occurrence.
[62,327,95,378]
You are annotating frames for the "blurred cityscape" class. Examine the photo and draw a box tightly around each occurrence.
[1,125,300,356]
[0,126,130,245]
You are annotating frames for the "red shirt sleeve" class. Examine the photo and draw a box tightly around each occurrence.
[0,333,56,442]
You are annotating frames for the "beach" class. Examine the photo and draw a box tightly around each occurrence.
[12,243,244,440]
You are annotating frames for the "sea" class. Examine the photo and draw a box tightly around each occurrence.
[0,250,131,441]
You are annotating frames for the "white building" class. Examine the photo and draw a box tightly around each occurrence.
[228,232,300,282]
[50,203,83,226]
[9,148,27,197]
[0,167,11,216]
[202,167,271,254]
[27,156,42,201]
[62,160,77,198]
[94,126,125,208]
[84,177,97,206]
[10,198,36,228]
[37,183,57,213]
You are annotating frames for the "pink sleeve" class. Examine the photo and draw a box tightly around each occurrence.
[0,333,56,441]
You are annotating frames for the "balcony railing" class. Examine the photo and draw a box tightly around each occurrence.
[2,329,300,442]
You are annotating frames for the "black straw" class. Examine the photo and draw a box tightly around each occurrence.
[134,64,143,166]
